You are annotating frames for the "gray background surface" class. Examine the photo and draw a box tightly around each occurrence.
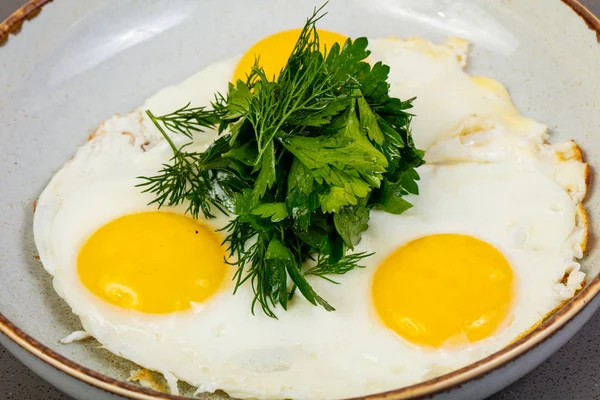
[1,0,600,399]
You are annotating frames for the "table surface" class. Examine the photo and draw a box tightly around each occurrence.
[2,0,600,399]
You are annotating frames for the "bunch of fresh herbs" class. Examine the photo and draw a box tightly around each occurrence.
[139,5,424,317]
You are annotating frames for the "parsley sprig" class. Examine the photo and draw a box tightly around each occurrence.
[139,4,424,317]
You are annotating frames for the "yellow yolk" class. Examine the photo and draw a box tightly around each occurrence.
[232,28,347,83]
[372,234,514,347]
[78,212,227,313]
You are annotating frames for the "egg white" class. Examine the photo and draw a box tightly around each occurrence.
[33,38,587,399]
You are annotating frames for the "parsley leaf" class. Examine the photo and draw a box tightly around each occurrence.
[252,203,288,222]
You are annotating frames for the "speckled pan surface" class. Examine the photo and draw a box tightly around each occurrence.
[0,0,599,399]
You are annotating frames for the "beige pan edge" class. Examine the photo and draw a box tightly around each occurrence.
[1,0,599,399]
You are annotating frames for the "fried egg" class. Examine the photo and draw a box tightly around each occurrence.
[33,30,588,399]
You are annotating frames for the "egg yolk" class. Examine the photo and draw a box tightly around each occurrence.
[77,212,227,314]
[372,234,514,347]
[232,28,347,84]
